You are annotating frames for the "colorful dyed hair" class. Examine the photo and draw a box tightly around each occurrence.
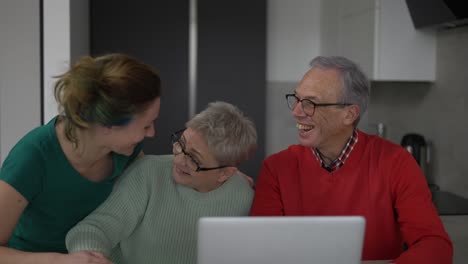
[54,53,161,144]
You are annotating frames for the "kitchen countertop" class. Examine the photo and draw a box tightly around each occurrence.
[432,191,468,215]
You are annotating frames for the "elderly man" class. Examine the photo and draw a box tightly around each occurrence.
[250,56,452,263]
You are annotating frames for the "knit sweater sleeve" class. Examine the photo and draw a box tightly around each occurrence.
[390,150,453,263]
[250,147,299,216]
[66,156,152,256]
[250,160,283,215]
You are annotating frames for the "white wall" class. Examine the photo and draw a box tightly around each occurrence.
[43,0,89,124]
[42,0,71,124]
[267,0,322,82]
[266,0,322,155]
[0,0,89,164]
[0,0,41,164]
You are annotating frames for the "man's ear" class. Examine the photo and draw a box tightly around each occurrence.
[343,105,360,126]
[217,167,237,183]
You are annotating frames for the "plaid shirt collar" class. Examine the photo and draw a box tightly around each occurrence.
[312,129,358,173]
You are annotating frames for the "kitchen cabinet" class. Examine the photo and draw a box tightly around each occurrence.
[320,0,436,81]
[91,0,266,177]
[91,0,190,159]
[441,215,468,263]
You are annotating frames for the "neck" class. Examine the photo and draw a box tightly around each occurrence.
[316,128,355,165]
[57,120,110,168]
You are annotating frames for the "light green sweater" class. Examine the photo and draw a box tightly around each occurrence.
[66,155,254,264]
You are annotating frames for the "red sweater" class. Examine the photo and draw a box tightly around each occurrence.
[250,131,452,263]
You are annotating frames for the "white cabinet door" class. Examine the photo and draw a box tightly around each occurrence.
[375,0,436,81]
[321,0,436,81]
[337,1,375,79]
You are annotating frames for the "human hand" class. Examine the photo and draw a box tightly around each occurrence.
[237,170,255,188]
[56,251,113,264]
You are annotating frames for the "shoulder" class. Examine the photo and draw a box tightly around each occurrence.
[5,117,62,165]
[264,145,309,164]
[357,131,420,185]
[116,154,173,184]
[0,120,57,169]
[127,154,173,170]
[223,173,254,203]
[229,173,254,193]
[359,130,411,162]
[0,124,55,200]
[261,145,314,176]
[14,119,57,152]
[22,116,58,144]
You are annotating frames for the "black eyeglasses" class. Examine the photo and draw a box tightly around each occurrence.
[171,129,229,172]
[285,94,352,116]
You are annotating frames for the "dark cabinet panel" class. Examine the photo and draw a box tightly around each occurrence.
[90,0,266,178]
[197,0,266,178]
[90,0,190,154]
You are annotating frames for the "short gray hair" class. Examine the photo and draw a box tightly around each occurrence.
[186,101,257,166]
[309,56,370,126]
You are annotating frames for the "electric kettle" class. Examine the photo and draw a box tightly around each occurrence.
[401,133,431,179]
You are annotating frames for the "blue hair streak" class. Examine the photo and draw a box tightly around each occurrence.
[79,112,133,127]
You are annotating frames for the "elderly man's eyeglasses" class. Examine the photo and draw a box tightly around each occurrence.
[285,94,352,116]
[171,129,229,172]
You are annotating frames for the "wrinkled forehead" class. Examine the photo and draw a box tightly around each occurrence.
[183,127,223,164]
[181,128,209,153]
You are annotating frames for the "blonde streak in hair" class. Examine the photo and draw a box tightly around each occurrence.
[59,60,98,143]
[51,57,97,144]
[67,69,94,128]
[97,54,130,84]
[60,84,88,144]
[55,56,91,114]
[53,77,66,115]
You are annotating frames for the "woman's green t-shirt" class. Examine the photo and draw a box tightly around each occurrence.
[0,117,142,252]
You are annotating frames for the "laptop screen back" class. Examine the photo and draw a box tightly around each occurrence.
[198,216,365,264]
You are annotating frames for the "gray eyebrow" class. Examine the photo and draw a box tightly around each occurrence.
[294,91,319,101]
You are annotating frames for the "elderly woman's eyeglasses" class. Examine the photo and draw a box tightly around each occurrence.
[285,94,352,116]
[171,129,229,172]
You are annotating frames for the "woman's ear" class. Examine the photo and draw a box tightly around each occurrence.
[217,167,237,183]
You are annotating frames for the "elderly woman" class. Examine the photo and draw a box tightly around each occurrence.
[65,101,257,264]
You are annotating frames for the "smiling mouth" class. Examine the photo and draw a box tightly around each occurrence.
[296,123,314,132]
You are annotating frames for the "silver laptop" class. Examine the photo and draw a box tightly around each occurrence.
[198,216,365,264]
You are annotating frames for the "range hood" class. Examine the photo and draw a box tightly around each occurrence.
[406,0,468,29]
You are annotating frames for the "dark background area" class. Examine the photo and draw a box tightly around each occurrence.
[90,0,266,178]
